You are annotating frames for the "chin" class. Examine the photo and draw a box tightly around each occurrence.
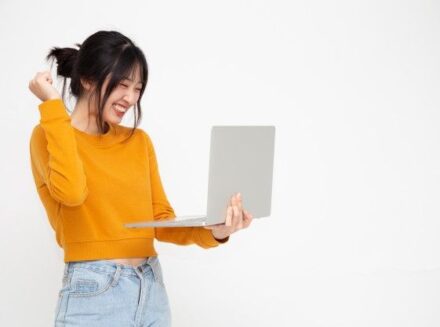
[109,118,120,124]
[105,114,121,125]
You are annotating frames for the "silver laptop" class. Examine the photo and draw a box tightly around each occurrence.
[124,126,276,228]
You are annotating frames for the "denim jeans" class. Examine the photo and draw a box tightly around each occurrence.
[54,256,172,327]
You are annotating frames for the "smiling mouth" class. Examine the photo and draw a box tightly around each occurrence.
[112,104,129,118]
[113,103,128,112]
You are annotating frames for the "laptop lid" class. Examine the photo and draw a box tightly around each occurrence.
[124,125,276,229]
[205,126,276,225]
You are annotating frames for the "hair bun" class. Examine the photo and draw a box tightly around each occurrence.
[46,46,79,78]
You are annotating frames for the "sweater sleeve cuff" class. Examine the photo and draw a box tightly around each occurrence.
[38,98,70,122]
[197,228,230,248]
[214,235,230,244]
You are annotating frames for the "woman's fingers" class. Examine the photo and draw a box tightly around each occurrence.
[242,210,253,228]
[223,193,251,232]
[237,206,244,230]
[235,193,244,230]
[207,192,253,235]
[226,193,245,231]
[236,193,243,211]
[225,206,233,227]
[230,204,242,230]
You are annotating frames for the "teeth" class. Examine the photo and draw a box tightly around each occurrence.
[113,104,126,112]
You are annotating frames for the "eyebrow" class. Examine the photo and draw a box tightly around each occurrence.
[122,77,143,85]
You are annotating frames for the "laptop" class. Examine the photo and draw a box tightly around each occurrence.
[124,126,276,228]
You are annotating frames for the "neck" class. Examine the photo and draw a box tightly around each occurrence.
[71,97,104,135]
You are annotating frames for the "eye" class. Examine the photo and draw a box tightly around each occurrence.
[119,83,128,88]
[136,89,142,92]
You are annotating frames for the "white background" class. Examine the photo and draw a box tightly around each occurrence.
[1,0,439,326]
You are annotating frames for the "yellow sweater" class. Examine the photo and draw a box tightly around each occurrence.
[29,98,227,262]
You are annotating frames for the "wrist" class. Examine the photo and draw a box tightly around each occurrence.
[212,231,229,243]
[46,95,62,101]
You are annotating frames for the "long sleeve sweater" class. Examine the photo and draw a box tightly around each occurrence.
[29,98,227,262]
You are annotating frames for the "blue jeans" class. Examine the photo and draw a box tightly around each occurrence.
[54,256,172,327]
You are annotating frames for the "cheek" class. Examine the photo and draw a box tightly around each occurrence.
[103,104,114,118]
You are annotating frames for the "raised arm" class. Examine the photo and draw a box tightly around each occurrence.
[29,98,88,207]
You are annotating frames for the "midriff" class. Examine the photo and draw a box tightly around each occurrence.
[105,257,149,268]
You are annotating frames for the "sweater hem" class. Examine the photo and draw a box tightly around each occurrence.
[63,238,158,263]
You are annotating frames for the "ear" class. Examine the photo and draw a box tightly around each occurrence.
[80,78,95,91]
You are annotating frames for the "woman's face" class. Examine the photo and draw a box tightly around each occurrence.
[100,67,143,125]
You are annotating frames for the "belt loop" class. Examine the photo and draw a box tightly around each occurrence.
[136,258,149,274]
[111,265,122,287]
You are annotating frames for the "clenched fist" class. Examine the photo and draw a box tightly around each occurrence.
[28,71,62,102]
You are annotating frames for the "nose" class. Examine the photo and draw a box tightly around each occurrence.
[123,89,138,105]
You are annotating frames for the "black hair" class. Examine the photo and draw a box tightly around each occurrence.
[46,30,148,139]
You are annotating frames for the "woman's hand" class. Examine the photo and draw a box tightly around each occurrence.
[28,71,61,102]
[204,192,253,240]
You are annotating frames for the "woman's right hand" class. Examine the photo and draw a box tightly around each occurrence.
[28,71,61,102]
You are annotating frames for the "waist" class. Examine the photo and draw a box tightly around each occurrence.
[104,257,150,267]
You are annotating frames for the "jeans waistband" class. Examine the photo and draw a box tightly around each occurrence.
[64,256,160,278]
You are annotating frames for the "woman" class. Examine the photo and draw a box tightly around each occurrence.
[28,30,253,327]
